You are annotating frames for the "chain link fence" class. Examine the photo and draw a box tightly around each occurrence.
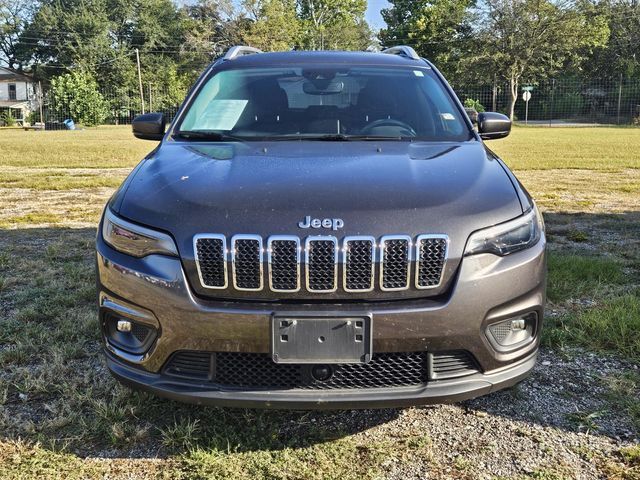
[7,75,640,129]
[454,77,640,125]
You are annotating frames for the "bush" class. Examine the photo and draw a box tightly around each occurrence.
[50,71,109,126]
[463,98,486,112]
[2,110,16,127]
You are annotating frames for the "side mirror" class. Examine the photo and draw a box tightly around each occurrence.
[477,112,511,140]
[132,113,165,141]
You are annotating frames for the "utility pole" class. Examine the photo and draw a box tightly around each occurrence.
[617,73,623,125]
[38,81,44,125]
[135,48,145,114]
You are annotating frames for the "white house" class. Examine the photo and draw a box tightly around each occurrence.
[0,66,36,123]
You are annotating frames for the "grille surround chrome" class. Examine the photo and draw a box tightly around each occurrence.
[193,234,228,289]
[231,234,264,291]
[379,235,412,292]
[415,234,449,290]
[343,236,376,293]
[305,236,339,293]
[193,233,449,295]
[267,236,301,292]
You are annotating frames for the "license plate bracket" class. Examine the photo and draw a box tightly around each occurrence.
[271,315,372,364]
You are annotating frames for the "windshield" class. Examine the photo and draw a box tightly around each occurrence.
[177,65,471,141]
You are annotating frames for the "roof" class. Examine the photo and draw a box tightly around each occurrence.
[217,50,431,69]
[0,67,33,82]
[0,100,29,108]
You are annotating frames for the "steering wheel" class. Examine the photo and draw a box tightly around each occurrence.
[360,118,417,137]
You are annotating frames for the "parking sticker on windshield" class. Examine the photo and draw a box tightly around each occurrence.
[198,100,248,130]
[441,113,456,120]
[413,70,425,77]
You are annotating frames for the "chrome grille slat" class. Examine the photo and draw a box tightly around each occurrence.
[232,235,263,291]
[305,236,338,292]
[343,236,375,292]
[194,234,228,289]
[380,235,411,291]
[193,233,447,294]
[268,236,301,292]
[415,235,448,289]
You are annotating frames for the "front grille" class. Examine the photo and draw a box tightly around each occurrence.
[381,236,411,291]
[193,233,448,294]
[344,237,375,292]
[232,236,263,290]
[268,237,300,291]
[416,236,448,288]
[306,237,338,292]
[164,351,431,390]
[194,235,227,289]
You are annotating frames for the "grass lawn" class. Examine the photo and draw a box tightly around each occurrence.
[1,125,639,479]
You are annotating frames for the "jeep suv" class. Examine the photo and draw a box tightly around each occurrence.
[97,46,546,409]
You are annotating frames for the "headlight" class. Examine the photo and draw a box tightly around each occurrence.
[102,208,178,258]
[464,205,543,257]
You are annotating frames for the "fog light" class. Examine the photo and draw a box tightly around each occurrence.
[511,319,526,330]
[486,312,537,350]
[117,319,132,333]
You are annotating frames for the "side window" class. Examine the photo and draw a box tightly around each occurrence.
[8,83,17,100]
[418,77,465,137]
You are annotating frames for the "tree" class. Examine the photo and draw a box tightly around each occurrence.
[589,0,640,78]
[468,0,608,119]
[243,0,302,51]
[50,71,108,125]
[380,0,474,76]
[298,0,370,50]
[0,0,35,69]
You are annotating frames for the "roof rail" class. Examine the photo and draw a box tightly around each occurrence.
[223,46,263,61]
[382,46,421,61]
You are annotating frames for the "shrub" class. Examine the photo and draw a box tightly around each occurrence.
[2,110,16,127]
[463,98,486,112]
[50,71,108,126]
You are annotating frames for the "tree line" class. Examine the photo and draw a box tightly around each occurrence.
[1,0,639,121]
[0,0,371,94]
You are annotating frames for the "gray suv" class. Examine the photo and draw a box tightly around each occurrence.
[97,46,546,409]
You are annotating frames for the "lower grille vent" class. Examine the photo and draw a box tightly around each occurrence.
[429,351,479,379]
[164,351,430,390]
[164,351,212,380]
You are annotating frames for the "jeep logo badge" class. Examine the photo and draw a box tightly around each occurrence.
[298,216,344,231]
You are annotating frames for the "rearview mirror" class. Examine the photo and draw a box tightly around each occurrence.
[132,113,165,141]
[477,112,511,140]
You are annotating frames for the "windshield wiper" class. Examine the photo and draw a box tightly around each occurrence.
[264,134,406,141]
[174,130,247,142]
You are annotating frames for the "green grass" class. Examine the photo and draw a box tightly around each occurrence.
[545,293,640,362]
[1,126,640,478]
[547,252,626,303]
[0,127,150,168]
[490,126,640,171]
[0,171,124,190]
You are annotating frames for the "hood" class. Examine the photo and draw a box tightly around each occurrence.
[117,140,523,301]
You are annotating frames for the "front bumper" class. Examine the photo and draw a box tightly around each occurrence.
[106,349,537,409]
[96,232,546,409]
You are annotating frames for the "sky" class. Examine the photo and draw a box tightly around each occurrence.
[366,0,390,30]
